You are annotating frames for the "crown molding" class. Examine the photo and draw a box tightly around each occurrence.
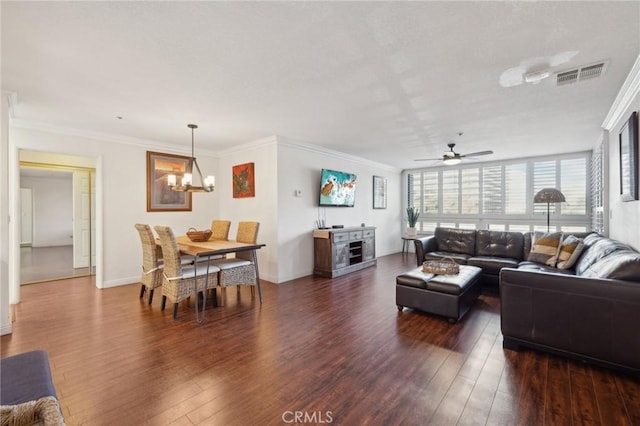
[277,135,401,172]
[2,91,18,119]
[602,54,640,130]
[10,119,219,157]
[216,135,278,157]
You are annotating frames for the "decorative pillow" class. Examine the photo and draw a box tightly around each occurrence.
[527,231,563,266]
[556,234,585,270]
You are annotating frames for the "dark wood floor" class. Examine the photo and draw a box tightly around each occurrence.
[2,253,639,425]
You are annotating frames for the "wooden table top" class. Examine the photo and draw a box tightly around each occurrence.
[174,236,265,257]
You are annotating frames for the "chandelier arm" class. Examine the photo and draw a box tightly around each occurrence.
[192,158,208,190]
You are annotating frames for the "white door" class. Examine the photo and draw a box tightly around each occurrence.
[20,188,33,246]
[90,171,96,270]
[73,171,91,269]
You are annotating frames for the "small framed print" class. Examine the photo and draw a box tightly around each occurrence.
[373,175,387,209]
[232,162,255,198]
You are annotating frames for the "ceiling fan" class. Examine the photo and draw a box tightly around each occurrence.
[414,143,494,165]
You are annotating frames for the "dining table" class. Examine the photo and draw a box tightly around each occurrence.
[159,236,266,322]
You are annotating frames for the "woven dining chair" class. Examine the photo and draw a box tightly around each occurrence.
[210,221,261,306]
[154,225,221,319]
[210,220,231,240]
[134,224,164,304]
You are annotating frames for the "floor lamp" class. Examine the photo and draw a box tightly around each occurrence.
[533,188,566,232]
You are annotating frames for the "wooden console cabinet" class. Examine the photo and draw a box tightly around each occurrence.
[313,226,376,278]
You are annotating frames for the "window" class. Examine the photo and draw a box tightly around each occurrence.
[461,168,479,214]
[442,170,459,214]
[505,163,526,214]
[590,142,605,234]
[482,166,502,214]
[406,152,590,233]
[560,158,587,215]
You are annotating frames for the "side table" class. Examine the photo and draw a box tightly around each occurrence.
[401,236,417,255]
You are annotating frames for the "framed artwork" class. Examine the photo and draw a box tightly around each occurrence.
[373,175,387,209]
[232,162,255,198]
[146,151,192,212]
[619,111,638,202]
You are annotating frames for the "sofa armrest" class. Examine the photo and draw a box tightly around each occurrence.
[500,268,640,372]
[414,236,437,267]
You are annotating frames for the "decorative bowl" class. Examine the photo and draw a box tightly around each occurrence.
[186,228,212,242]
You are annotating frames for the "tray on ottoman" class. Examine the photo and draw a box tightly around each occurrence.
[396,265,482,323]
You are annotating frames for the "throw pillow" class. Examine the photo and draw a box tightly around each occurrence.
[556,234,585,270]
[527,231,563,267]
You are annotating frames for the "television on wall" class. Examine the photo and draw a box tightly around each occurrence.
[319,168,357,207]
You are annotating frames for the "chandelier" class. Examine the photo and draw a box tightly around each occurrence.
[167,124,215,192]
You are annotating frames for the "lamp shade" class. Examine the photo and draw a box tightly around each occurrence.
[533,188,566,203]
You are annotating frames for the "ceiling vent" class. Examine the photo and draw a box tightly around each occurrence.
[555,60,608,86]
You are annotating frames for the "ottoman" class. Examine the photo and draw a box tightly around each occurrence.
[396,265,482,323]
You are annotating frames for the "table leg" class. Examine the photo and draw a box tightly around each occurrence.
[252,249,263,304]
[194,254,211,324]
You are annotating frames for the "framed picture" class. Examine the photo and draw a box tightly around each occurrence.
[232,162,255,198]
[619,111,638,202]
[146,151,192,212]
[373,175,387,209]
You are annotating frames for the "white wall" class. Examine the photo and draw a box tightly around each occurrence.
[212,135,403,284]
[607,94,640,250]
[9,123,221,295]
[217,137,278,283]
[277,138,402,283]
[21,175,73,247]
[1,92,12,335]
[604,55,640,251]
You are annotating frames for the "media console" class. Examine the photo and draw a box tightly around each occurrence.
[313,226,376,278]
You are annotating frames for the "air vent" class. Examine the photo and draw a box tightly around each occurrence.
[555,60,608,86]
[557,69,579,85]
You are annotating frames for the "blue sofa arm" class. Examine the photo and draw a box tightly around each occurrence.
[0,350,64,424]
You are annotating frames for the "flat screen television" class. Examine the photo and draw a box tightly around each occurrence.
[319,168,357,207]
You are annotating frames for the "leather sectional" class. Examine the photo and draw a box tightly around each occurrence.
[414,227,640,375]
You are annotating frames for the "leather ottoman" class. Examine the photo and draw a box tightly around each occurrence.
[396,265,482,323]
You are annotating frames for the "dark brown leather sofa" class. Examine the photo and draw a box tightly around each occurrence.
[414,228,640,374]
[501,232,640,375]
[414,227,530,287]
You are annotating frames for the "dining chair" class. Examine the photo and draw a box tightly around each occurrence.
[210,221,261,306]
[154,225,221,319]
[134,224,164,304]
[210,220,231,240]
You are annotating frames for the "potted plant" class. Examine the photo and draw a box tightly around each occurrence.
[406,207,420,238]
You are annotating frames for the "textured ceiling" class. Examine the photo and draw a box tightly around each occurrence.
[3,1,639,170]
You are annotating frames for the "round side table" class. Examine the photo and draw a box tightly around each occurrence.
[401,236,417,255]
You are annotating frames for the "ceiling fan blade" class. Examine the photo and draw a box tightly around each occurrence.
[462,150,493,157]
[414,158,442,161]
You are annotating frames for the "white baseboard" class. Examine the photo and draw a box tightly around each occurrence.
[102,276,139,288]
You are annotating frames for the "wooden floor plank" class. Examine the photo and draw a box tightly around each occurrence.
[2,253,638,425]
[570,369,601,425]
[545,355,573,426]
[591,367,632,426]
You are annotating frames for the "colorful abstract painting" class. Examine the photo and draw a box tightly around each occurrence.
[232,162,255,198]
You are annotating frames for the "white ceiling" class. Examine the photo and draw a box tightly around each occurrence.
[3,1,639,170]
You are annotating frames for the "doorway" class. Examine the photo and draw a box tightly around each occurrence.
[19,163,96,284]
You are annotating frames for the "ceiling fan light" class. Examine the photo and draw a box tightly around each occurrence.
[524,69,551,84]
[443,157,461,166]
